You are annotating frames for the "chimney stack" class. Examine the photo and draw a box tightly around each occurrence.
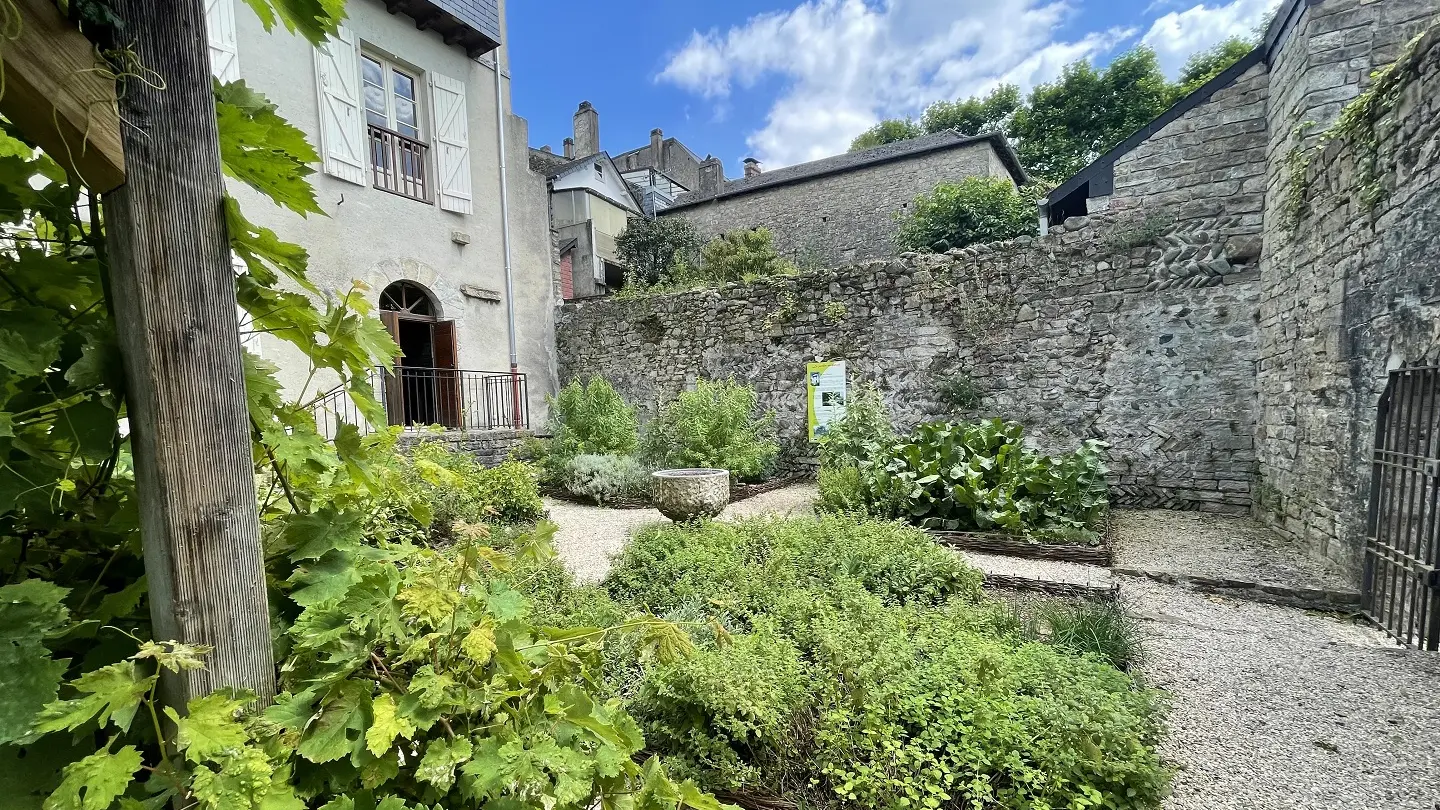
[698,155,724,196]
[650,128,664,171]
[540,145,552,154]
[572,101,600,157]
[563,137,574,159]
[743,157,762,179]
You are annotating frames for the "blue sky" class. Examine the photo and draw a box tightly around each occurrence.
[508,0,1275,177]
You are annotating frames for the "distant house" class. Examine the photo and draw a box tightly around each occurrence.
[529,101,710,297]
[546,152,643,300]
[658,130,1027,267]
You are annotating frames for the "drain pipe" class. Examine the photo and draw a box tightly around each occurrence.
[492,50,522,427]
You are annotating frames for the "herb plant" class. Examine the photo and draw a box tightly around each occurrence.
[641,379,778,481]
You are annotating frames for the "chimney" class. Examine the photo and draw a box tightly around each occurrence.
[563,137,574,159]
[650,128,664,171]
[743,157,762,179]
[573,101,599,157]
[698,155,724,196]
[540,145,552,154]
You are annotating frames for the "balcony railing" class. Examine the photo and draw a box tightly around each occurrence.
[369,124,429,202]
[312,367,529,440]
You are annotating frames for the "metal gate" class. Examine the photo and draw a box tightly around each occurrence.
[1363,359,1440,649]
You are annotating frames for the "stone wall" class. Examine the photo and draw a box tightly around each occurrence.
[1256,10,1440,577]
[558,214,1261,513]
[1107,61,1270,246]
[397,429,533,467]
[661,141,1007,269]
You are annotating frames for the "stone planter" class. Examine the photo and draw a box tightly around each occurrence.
[652,469,730,522]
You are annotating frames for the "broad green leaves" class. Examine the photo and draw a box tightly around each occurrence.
[42,744,142,810]
[33,661,155,735]
[215,80,322,217]
[0,580,71,744]
[240,0,346,45]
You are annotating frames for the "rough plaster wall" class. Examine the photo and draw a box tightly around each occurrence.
[1110,61,1270,245]
[229,0,557,421]
[558,214,1260,513]
[661,142,1008,268]
[1255,0,1440,578]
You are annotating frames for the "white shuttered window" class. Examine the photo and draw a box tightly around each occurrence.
[428,72,472,214]
[313,26,367,186]
[205,0,240,83]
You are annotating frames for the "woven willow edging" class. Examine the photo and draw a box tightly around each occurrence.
[928,519,1113,567]
[981,574,1119,601]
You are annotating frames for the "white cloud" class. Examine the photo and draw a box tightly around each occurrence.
[1141,0,1277,76]
[657,0,1130,169]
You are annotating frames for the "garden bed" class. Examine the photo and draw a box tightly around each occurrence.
[928,517,1113,566]
[545,473,809,510]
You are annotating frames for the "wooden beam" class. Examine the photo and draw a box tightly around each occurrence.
[0,0,125,191]
[103,0,275,707]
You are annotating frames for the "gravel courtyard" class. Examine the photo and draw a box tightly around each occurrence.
[545,487,1440,809]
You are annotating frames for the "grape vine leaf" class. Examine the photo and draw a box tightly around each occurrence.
[297,682,369,764]
[188,745,273,809]
[167,692,253,763]
[239,0,346,45]
[33,661,155,734]
[215,80,322,218]
[42,744,142,810]
[415,736,473,792]
[0,645,67,745]
[364,693,415,757]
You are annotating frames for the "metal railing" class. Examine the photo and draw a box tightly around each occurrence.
[369,124,429,202]
[312,367,529,440]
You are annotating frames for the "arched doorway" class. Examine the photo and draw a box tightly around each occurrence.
[379,280,460,428]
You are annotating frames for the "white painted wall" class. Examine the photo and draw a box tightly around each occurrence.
[219,0,557,422]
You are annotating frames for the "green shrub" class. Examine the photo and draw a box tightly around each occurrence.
[641,378,779,480]
[698,228,794,285]
[545,377,639,479]
[896,176,1040,252]
[388,441,544,537]
[816,463,867,514]
[601,515,1169,810]
[616,215,703,285]
[1037,600,1145,670]
[818,382,895,470]
[561,453,651,505]
[605,516,982,620]
[862,419,1110,540]
[933,370,984,409]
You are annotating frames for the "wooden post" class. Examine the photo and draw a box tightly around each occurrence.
[103,0,275,706]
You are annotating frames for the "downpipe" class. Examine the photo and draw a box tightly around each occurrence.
[492,51,523,427]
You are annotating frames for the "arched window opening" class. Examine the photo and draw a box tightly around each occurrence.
[379,280,438,318]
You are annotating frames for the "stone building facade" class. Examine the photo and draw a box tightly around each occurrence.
[558,213,1261,513]
[660,131,1026,269]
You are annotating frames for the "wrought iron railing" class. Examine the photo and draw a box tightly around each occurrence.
[312,367,529,440]
[368,124,429,202]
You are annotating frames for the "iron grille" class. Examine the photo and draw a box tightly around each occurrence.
[1362,359,1440,648]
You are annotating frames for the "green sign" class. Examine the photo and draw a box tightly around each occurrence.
[806,360,847,442]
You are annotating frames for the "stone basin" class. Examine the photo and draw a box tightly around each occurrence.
[651,468,730,522]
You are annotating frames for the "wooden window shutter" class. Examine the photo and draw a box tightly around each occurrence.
[313,25,367,185]
[428,72,472,214]
[205,0,240,83]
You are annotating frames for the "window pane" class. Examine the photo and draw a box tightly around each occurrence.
[395,97,418,136]
[392,70,416,101]
[362,56,383,87]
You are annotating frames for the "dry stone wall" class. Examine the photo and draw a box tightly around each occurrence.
[558,214,1261,513]
[1256,13,1440,577]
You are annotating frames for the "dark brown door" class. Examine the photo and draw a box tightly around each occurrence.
[432,320,461,429]
[379,310,405,426]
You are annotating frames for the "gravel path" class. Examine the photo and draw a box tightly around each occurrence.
[1113,509,1355,595]
[1126,574,1440,810]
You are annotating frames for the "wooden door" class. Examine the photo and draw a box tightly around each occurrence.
[432,319,461,429]
[379,310,405,425]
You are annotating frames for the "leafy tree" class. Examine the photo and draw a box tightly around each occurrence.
[920,83,1021,135]
[848,118,923,151]
[1010,46,1173,181]
[896,176,1040,252]
[616,216,702,286]
[1172,36,1256,99]
[698,228,794,284]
